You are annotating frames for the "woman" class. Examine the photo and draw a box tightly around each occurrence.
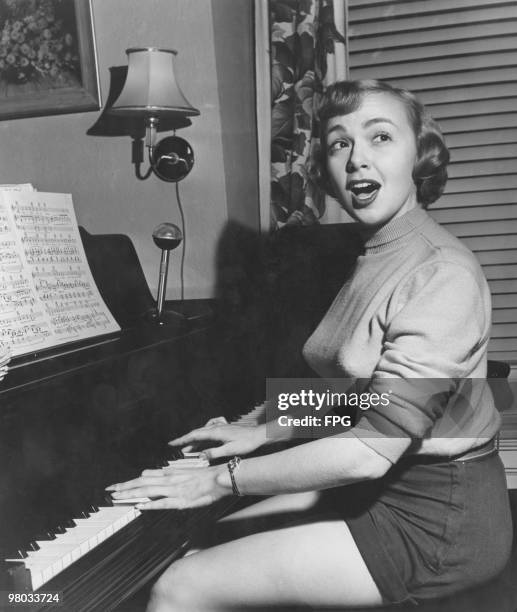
[107,80,513,610]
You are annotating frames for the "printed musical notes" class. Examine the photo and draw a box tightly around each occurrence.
[0,190,120,357]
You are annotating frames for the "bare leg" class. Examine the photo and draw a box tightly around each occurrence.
[147,498,383,611]
[186,491,325,554]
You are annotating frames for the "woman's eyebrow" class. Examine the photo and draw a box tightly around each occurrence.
[326,117,397,138]
[363,117,397,128]
[326,124,349,137]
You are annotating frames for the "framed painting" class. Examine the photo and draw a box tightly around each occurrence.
[0,0,100,120]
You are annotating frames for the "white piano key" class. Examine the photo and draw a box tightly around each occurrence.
[166,458,209,468]
[31,571,44,591]
[112,497,151,505]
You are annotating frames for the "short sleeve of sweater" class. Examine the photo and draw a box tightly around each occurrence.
[351,258,490,462]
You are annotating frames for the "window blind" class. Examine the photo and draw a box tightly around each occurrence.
[347,0,517,363]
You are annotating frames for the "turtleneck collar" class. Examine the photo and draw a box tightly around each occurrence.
[363,206,429,254]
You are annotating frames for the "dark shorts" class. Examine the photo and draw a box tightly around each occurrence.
[328,452,513,605]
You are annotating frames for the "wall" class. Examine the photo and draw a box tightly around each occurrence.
[211,0,259,231]
[0,0,259,299]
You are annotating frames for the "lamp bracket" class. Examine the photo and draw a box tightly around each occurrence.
[150,136,194,182]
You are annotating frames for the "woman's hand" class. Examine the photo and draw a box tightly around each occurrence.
[180,416,228,452]
[170,422,266,461]
[106,463,229,510]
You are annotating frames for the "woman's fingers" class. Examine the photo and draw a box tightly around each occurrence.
[107,469,199,492]
[139,468,166,477]
[136,494,214,510]
[168,427,220,447]
[169,418,230,447]
[201,442,236,461]
[106,474,165,492]
[205,416,228,427]
[111,484,185,500]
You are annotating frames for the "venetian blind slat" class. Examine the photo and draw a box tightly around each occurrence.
[348,6,515,39]
[348,0,506,8]
[350,36,517,69]
[349,20,517,52]
[436,191,517,209]
[431,204,517,224]
[446,130,517,149]
[449,144,517,163]
[493,309,517,323]
[489,279,517,294]
[352,52,517,81]
[446,175,517,193]
[449,159,517,179]
[349,0,509,23]
[440,114,517,134]
[477,250,517,266]
[430,99,517,120]
[487,350,516,361]
[385,66,517,93]
[487,337,517,352]
[491,323,517,338]
[444,220,517,238]
[461,235,517,251]
[483,264,517,280]
[421,84,517,106]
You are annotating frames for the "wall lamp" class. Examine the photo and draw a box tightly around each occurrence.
[89,47,199,182]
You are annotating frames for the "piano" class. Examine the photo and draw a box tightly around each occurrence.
[0,228,242,611]
[2,221,511,611]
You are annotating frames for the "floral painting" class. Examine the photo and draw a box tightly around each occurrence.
[0,0,99,120]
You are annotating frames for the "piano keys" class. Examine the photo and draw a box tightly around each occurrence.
[5,448,200,591]
[0,228,239,611]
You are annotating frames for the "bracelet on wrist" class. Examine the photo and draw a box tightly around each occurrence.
[227,456,243,496]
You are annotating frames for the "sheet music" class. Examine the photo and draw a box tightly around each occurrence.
[0,191,120,357]
[0,183,35,192]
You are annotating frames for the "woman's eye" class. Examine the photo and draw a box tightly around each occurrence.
[373,132,392,144]
[328,140,350,154]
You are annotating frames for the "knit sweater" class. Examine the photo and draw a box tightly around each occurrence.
[302,207,500,463]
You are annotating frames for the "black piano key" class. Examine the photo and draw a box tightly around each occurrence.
[99,492,114,507]
[90,489,113,508]
[5,549,28,560]
[74,509,90,519]
[34,531,56,541]
[168,447,185,461]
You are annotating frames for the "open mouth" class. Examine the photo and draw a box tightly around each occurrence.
[347,180,381,206]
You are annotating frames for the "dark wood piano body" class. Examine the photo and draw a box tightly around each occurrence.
[0,229,236,611]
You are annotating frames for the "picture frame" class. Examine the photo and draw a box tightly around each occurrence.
[0,0,100,121]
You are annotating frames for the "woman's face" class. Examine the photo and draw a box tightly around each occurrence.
[325,92,418,229]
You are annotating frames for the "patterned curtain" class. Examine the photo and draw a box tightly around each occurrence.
[270,0,347,229]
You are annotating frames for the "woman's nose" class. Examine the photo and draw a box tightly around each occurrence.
[346,144,370,173]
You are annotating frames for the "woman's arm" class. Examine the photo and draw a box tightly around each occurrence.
[216,433,400,496]
[107,434,403,509]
